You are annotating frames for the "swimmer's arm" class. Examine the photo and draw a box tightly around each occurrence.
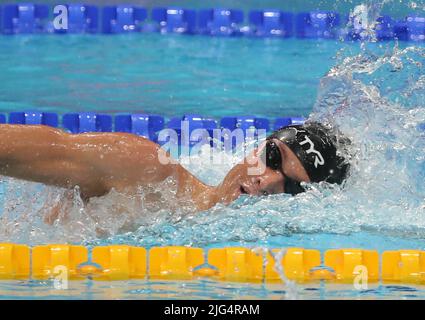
[0,125,203,200]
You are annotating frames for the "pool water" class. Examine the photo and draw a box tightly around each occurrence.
[0,4,425,299]
[2,279,425,300]
[0,34,342,118]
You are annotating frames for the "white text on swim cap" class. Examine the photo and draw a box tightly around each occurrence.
[299,136,325,168]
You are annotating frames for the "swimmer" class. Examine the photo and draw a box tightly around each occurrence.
[0,121,350,214]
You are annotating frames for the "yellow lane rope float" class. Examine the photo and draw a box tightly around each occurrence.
[0,243,424,284]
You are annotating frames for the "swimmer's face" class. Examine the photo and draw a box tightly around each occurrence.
[217,140,311,204]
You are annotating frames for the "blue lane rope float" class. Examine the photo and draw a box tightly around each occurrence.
[101,5,147,34]
[7,113,421,149]
[0,111,306,147]
[2,3,49,34]
[7,112,58,127]
[57,4,98,34]
[151,7,197,35]
[0,3,424,41]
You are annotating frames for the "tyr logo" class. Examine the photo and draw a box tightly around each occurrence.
[299,136,325,168]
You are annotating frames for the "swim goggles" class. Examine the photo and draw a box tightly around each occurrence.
[261,140,306,195]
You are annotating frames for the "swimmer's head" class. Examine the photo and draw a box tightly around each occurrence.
[266,121,350,191]
[216,121,351,204]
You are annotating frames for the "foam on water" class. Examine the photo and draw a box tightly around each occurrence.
[125,41,424,247]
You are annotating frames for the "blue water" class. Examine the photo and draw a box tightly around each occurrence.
[0,4,425,299]
[3,279,425,299]
[0,34,341,118]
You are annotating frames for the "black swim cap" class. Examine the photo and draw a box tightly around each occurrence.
[267,122,350,184]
